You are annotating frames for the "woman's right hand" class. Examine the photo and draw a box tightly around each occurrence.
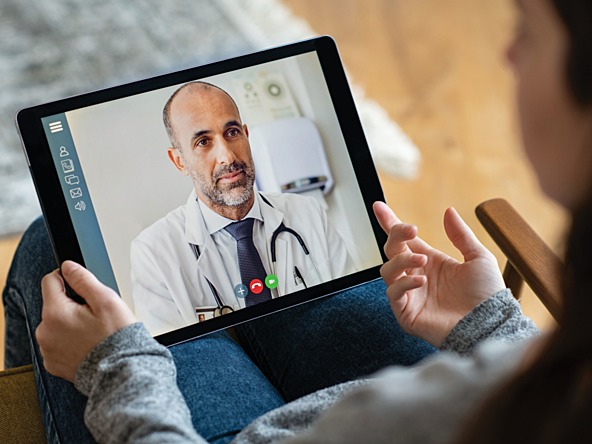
[373,202,506,347]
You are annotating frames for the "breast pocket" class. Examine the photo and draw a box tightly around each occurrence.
[276,237,324,295]
[300,257,326,288]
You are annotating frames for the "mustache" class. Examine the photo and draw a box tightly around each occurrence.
[212,161,248,182]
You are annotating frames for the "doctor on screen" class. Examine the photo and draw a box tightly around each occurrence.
[130,81,356,335]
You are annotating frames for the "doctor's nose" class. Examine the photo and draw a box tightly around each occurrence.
[214,139,238,165]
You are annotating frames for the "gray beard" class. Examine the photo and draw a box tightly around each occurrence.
[193,161,256,208]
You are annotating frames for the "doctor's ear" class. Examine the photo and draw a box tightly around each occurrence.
[243,124,249,138]
[167,147,189,175]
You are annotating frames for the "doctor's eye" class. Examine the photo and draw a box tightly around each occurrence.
[226,128,241,138]
[196,137,211,148]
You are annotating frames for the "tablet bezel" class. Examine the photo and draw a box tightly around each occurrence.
[16,36,388,346]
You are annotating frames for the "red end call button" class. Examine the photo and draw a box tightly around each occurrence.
[250,279,264,294]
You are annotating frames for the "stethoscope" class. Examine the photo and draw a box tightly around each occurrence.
[189,193,322,317]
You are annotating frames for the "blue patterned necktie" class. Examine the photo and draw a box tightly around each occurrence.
[224,218,272,307]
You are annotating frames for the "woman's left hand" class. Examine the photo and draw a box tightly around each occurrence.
[36,261,137,382]
[373,202,506,347]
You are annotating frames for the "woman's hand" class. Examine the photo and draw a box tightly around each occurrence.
[36,261,137,382]
[373,202,505,347]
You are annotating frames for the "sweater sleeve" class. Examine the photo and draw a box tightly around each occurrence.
[75,323,205,444]
[439,288,540,356]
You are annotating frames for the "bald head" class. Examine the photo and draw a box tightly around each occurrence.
[163,80,256,219]
[163,81,241,150]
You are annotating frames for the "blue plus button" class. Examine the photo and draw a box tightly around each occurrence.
[234,283,248,298]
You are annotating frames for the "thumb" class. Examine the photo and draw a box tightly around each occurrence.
[61,261,119,311]
[443,207,487,262]
[373,201,402,234]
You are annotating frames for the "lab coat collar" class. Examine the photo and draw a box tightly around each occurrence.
[184,190,278,247]
[198,194,263,235]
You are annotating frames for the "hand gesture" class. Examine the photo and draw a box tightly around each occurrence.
[373,202,505,347]
[36,261,137,382]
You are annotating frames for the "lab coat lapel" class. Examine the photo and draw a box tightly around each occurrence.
[259,193,284,257]
[184,192,208,246]
[184,192,235,306]
[259,194,291,295]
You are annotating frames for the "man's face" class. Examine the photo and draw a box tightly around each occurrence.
[168,86,256,211]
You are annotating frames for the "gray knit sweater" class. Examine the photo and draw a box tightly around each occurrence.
[74,289,540,443]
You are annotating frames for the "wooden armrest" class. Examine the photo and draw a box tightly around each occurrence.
[475,198,562,321]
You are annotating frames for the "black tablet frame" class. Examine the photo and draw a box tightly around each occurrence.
[16,36,388,346]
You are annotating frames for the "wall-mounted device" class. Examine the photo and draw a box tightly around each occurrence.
[249,117,334,196]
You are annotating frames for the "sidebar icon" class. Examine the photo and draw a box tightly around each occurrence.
[49,121,63,133]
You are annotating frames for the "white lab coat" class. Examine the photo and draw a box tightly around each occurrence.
[130,191,356,336]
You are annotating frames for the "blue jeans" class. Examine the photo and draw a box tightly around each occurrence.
[3,217,436,443]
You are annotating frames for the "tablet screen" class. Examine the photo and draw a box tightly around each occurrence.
[21,38,386,344]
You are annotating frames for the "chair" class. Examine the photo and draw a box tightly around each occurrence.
[475,198,562,321]
[0,365,45,443]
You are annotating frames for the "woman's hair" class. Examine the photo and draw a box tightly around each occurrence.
[457,1,592,442]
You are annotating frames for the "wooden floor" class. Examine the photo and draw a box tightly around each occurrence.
[283,0,566,328]
[0,0,566,370]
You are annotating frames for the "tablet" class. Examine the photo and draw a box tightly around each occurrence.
[16,36,388,346]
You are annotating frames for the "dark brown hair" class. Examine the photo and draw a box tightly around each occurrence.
[456,1,592,442]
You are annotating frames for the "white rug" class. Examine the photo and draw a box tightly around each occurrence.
[0,0,420,237]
